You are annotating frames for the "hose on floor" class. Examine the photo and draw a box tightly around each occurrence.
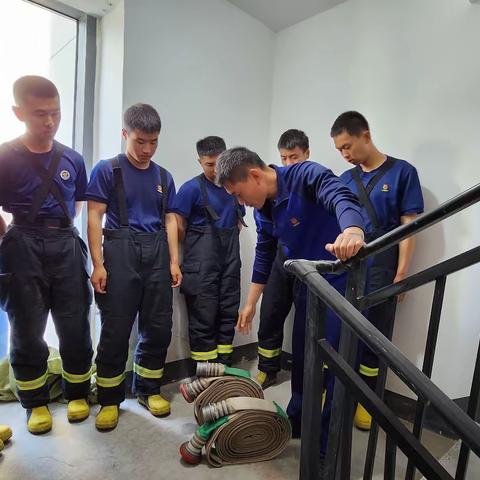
[179,363,291,467]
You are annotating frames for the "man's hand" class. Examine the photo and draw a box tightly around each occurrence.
[91,265,108,294]
[236,303,256,335]
[325,226,365,261]
[170,262,182,288]
[393,271,407,301]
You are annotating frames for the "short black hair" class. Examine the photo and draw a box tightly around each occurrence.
[196,136,226,157]
[216,147,266,186]
[124,103,161,134]
[13,75,59,105]
[330,111,370,137]
[277,129,309,152]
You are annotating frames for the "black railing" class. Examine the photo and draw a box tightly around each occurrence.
[285,182,480,480]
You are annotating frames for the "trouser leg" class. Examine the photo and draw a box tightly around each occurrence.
[0,228,51,408]
[216,230,241,366]
[133,235,172,396]
[257,252,294,373]
[95,234,142,406]
[49,232,93,400]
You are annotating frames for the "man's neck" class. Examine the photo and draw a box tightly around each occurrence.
[265,167,278,199]
[20,133,54,154]
[359,149,387,173]
[203,173,216,183]
[125,152,150,170]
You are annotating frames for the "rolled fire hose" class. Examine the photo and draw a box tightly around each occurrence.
[180,396,291,467]
[179,363,264,425]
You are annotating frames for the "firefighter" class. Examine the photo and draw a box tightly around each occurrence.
[216,146,365,448]
[256,129,310,388]
[333,111,423,430]
[174,136,245,366]
[0,76,93,434]
[86,103,181,430]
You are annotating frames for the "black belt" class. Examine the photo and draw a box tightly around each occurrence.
[12,215,73,228]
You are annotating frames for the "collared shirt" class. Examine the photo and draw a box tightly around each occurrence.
[252,161,364,284]
[339,156,424,237]
[172,174,245,228]
[0,139,87,219]
[86,154,176,232]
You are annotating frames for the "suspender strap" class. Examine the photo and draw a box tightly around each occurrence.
[350,158,396,229]
[109,156,129,227]
[235,200,248,227]
[196,174,220,223]
[159,166,168,226]
[27,142,70,222]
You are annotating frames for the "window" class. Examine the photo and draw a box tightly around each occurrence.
[0,0,88,354]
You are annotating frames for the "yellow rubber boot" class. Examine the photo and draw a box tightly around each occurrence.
[354,403,372,430]
[95,406,119,431]
[0,425,12,443]
[255,371,277,390]
[67,399,90,423]
[138,395,170,417]
[27,406,52,435]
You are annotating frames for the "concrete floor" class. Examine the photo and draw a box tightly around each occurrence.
[0,361,472,480]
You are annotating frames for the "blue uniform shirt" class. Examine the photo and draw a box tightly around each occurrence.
[172,175,245,228]
[339,157,424,238]
[86,154,176,232]
[0,139,87,219]
[252,161,365,284]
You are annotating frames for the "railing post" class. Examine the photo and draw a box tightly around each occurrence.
[406,275,447,480]
[363,298,398,480]
[300,290,326,480]
[324,262,366,480]
[455,339,480,480]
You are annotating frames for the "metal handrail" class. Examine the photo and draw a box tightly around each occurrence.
[284,258,480,458]
[312,182,480,274]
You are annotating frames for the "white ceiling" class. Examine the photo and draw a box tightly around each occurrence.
[57,0,347,28]
[225,0,347,32]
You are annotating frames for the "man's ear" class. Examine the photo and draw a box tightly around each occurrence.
[250,168,262,182]
[12,105,24,122]
[305,148,310,159]
[121,128,128,141]
[363,130,372,144]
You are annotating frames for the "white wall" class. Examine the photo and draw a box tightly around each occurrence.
[94,0,125,164]
[96,0,275,362]
[270,0,480,398]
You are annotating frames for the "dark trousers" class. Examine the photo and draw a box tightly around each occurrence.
[358,246,398,388]
[0,226,93,409]
[95,228,172,406]
[257,250,294,373]
[286,273,347,452]
[181,226,241,365]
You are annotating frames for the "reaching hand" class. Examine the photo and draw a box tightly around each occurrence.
[236,303,256,335]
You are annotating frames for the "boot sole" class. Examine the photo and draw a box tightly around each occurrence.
[28,426,52,435]
[95,422,118,431]
[68,412,90,424]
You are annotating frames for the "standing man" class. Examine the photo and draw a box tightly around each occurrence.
[173,136,245,366]
[0,76,93,434]
[332,111,424,430]
[256,129,310,388]
[216,147,365,445]
[87,103,181,431]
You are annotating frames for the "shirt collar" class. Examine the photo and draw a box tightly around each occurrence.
[269,164,289,206]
